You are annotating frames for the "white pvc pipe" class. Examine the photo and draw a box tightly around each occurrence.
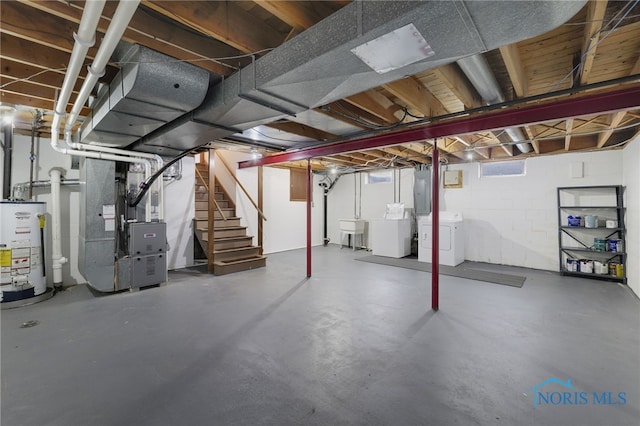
[65,0,140,132]
[55,0,106,118]
[49,168,67,286]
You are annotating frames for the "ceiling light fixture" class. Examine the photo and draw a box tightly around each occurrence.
[329,165,338,175]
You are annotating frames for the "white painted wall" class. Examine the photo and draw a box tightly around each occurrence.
[622,135,639,297]
[1,133,194,284]
[225,151,323,254]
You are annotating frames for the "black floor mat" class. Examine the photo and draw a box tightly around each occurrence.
[356,255,526,287]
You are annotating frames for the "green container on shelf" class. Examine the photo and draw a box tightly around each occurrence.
[593,238,608,251]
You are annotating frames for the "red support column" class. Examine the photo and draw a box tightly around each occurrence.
[432,144,439,311]
[306,159,312,277]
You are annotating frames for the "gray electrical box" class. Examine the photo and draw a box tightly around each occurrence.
[414,167,431,215]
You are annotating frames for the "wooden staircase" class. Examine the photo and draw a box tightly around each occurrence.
[194,161,266,275]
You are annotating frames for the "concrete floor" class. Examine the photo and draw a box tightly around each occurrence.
[1,245,639,426]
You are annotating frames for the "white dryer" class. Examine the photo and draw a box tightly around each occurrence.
[418,212,465,266]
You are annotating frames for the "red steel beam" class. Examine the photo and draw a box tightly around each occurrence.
[431,145,439,311]
[238,85,640,169]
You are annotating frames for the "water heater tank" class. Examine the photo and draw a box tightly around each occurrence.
[0,201,46,303]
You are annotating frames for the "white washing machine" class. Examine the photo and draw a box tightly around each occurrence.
[418,212,465,266]
[371,218,412,258]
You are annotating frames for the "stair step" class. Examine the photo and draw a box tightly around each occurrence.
[214,209,235,219]
[195,217,242,230]
[213,256,267,275]
[209,235,253,249]
[213,246,261,262]
[213,226,248,238]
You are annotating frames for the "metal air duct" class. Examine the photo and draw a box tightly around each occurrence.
[457,54,532,153]
[80,44,210,148]
[77,1,585,155]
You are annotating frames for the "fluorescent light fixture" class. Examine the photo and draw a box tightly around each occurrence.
[351,23,435,74]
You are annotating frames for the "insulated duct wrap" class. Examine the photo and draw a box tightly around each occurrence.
[80,44,210,147]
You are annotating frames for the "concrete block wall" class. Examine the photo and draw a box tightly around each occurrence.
[622,137,639,297]
[443,150,624,271]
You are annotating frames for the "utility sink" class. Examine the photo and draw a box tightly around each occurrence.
[339,219,365,233]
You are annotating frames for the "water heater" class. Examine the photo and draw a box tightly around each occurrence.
[0,201,46,303]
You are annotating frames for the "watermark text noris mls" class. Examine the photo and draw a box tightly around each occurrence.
[531,378,627,408]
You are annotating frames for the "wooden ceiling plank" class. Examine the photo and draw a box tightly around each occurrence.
[142,0,284,54]
[1,58,84,92]
[499,43,528,97]
[266,121,337,141]
[383,76,448,117]
[565,118,574,151]
[22,0,238,76]
[344,91,405,124]
[597,111,626,148]
[431,64,482,108]
[631,55,640,75]
[579,0,608,85]
[0,1,99,55]
[254,1,325,30]
[0,33,72,71]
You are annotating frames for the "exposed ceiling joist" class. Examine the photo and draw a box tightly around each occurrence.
[597,111,626,147]
[142,0,283,54]
[431,64,482,108]
[579,0,608,85]
[499,43,528,97]
[266,121,337,141]
[383,77,448,117]
[254,0,331,30]
[344,91,404,124]
[565,118,574,150]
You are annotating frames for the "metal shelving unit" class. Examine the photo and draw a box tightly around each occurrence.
[557,185,626,284]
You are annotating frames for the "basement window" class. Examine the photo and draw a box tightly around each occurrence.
[480,160,526,177]
[364,170,393,184]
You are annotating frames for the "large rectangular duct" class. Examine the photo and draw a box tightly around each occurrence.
[80,44,210,147]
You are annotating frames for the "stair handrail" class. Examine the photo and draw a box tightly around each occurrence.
[217,152,267,222]
[195,165,227,221]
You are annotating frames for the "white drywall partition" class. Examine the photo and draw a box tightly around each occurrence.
[164,156,195,270]
[622,135,639,297]
[231,152,323,254]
